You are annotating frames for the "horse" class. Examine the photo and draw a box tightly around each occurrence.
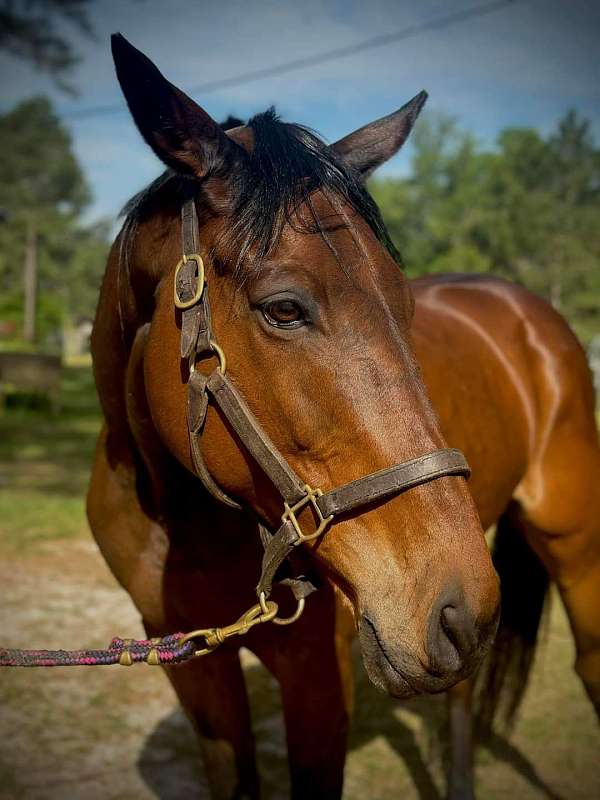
[410,273,600,797]
[87,34,599,798]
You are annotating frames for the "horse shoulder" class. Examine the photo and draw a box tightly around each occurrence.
[410,273,599,536]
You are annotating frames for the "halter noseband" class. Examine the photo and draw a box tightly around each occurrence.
[176,198,470,618]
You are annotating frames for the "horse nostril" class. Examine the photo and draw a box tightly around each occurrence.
[427,591,477,675]
[440,603,475,660]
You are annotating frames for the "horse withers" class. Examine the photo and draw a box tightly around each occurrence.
[88,35,499,797]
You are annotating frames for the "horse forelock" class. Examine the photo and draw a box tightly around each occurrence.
[120,109,401,283]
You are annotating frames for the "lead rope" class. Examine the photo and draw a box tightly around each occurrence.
[0,598,292,667]
[0,634,195,668]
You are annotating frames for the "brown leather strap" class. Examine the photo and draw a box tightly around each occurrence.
[256,519,300,599]
[206,370,308,506]
[187,371,209,434]
[180,201,213,357]
[187,370,242,510]
[176,198,474,605]
[316,448,470,518]
[280,576,319,601]
[257,517,319,600]
[181,196,197,254]
[255,448,469,599]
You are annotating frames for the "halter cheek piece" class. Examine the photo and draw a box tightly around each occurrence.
[177,199,470,619]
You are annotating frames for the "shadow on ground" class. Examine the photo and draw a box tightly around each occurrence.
[138,649,563,800]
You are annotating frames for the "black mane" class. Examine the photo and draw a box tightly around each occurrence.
[122,109,400,277]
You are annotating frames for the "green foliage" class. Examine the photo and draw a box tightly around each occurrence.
[0,97,110,345]
[0,96,89,212]
[371,110,600,342]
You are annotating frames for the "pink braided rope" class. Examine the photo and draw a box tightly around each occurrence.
[0,633,195,667]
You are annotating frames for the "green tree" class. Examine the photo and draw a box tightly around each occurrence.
[371,110,600,342]
[0,96,109,345]
[372,116,495,274]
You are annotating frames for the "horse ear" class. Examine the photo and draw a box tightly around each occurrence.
[331,91,428,180]
[111,33,245,179]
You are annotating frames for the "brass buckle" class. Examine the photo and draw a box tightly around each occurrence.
[282,484,334,543]
[174,253,205,309]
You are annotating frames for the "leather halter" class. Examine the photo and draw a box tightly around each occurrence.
[176,198,470,612]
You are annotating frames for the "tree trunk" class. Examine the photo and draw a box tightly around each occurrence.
[23,218,37,343]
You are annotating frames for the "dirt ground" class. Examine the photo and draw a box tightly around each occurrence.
[0,536,598,800]
[0,369,598,799]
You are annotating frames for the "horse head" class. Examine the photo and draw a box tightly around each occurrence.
[109,34,499,697]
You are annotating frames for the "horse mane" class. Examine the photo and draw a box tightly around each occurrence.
[120,108,400,280]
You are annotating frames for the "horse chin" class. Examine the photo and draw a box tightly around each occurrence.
[358,615,476,699]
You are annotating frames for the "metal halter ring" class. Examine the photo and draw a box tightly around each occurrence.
[259,591,305,626]
[188,339,226,376]
[174,253,205,309]
[209,340,227,374]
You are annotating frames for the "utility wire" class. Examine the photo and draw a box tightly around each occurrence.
[62,0,519,121]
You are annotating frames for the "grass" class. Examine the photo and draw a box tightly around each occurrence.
[0,365,598,798]
[0,366,100,553]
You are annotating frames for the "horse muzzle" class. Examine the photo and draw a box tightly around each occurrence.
[358,591,499,697]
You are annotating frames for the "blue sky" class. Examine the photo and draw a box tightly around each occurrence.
[1,0,599,222]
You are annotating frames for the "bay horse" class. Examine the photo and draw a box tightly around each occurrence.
[88,34,599,798]
[413,273,600,797]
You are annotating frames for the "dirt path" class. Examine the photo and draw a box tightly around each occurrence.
[0,532,598,800]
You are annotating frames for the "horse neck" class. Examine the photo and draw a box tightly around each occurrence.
[92,196,184,455]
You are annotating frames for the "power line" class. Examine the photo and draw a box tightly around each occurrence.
[63,0,519,121]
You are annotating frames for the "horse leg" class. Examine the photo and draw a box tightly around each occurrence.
[447,493,556,800]
[508,488,600,717]
[252,586,354,799]
[446,680,475,800]
[558,561,600,715]
[525,516,600,716]
[496,495,600,722]
[89,432,260,799]
[147,631,260,800]
[514,432,600,715]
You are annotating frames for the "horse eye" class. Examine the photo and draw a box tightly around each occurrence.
[262,299,305,328]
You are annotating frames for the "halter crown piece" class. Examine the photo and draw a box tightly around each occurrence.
[0,198,470,668]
